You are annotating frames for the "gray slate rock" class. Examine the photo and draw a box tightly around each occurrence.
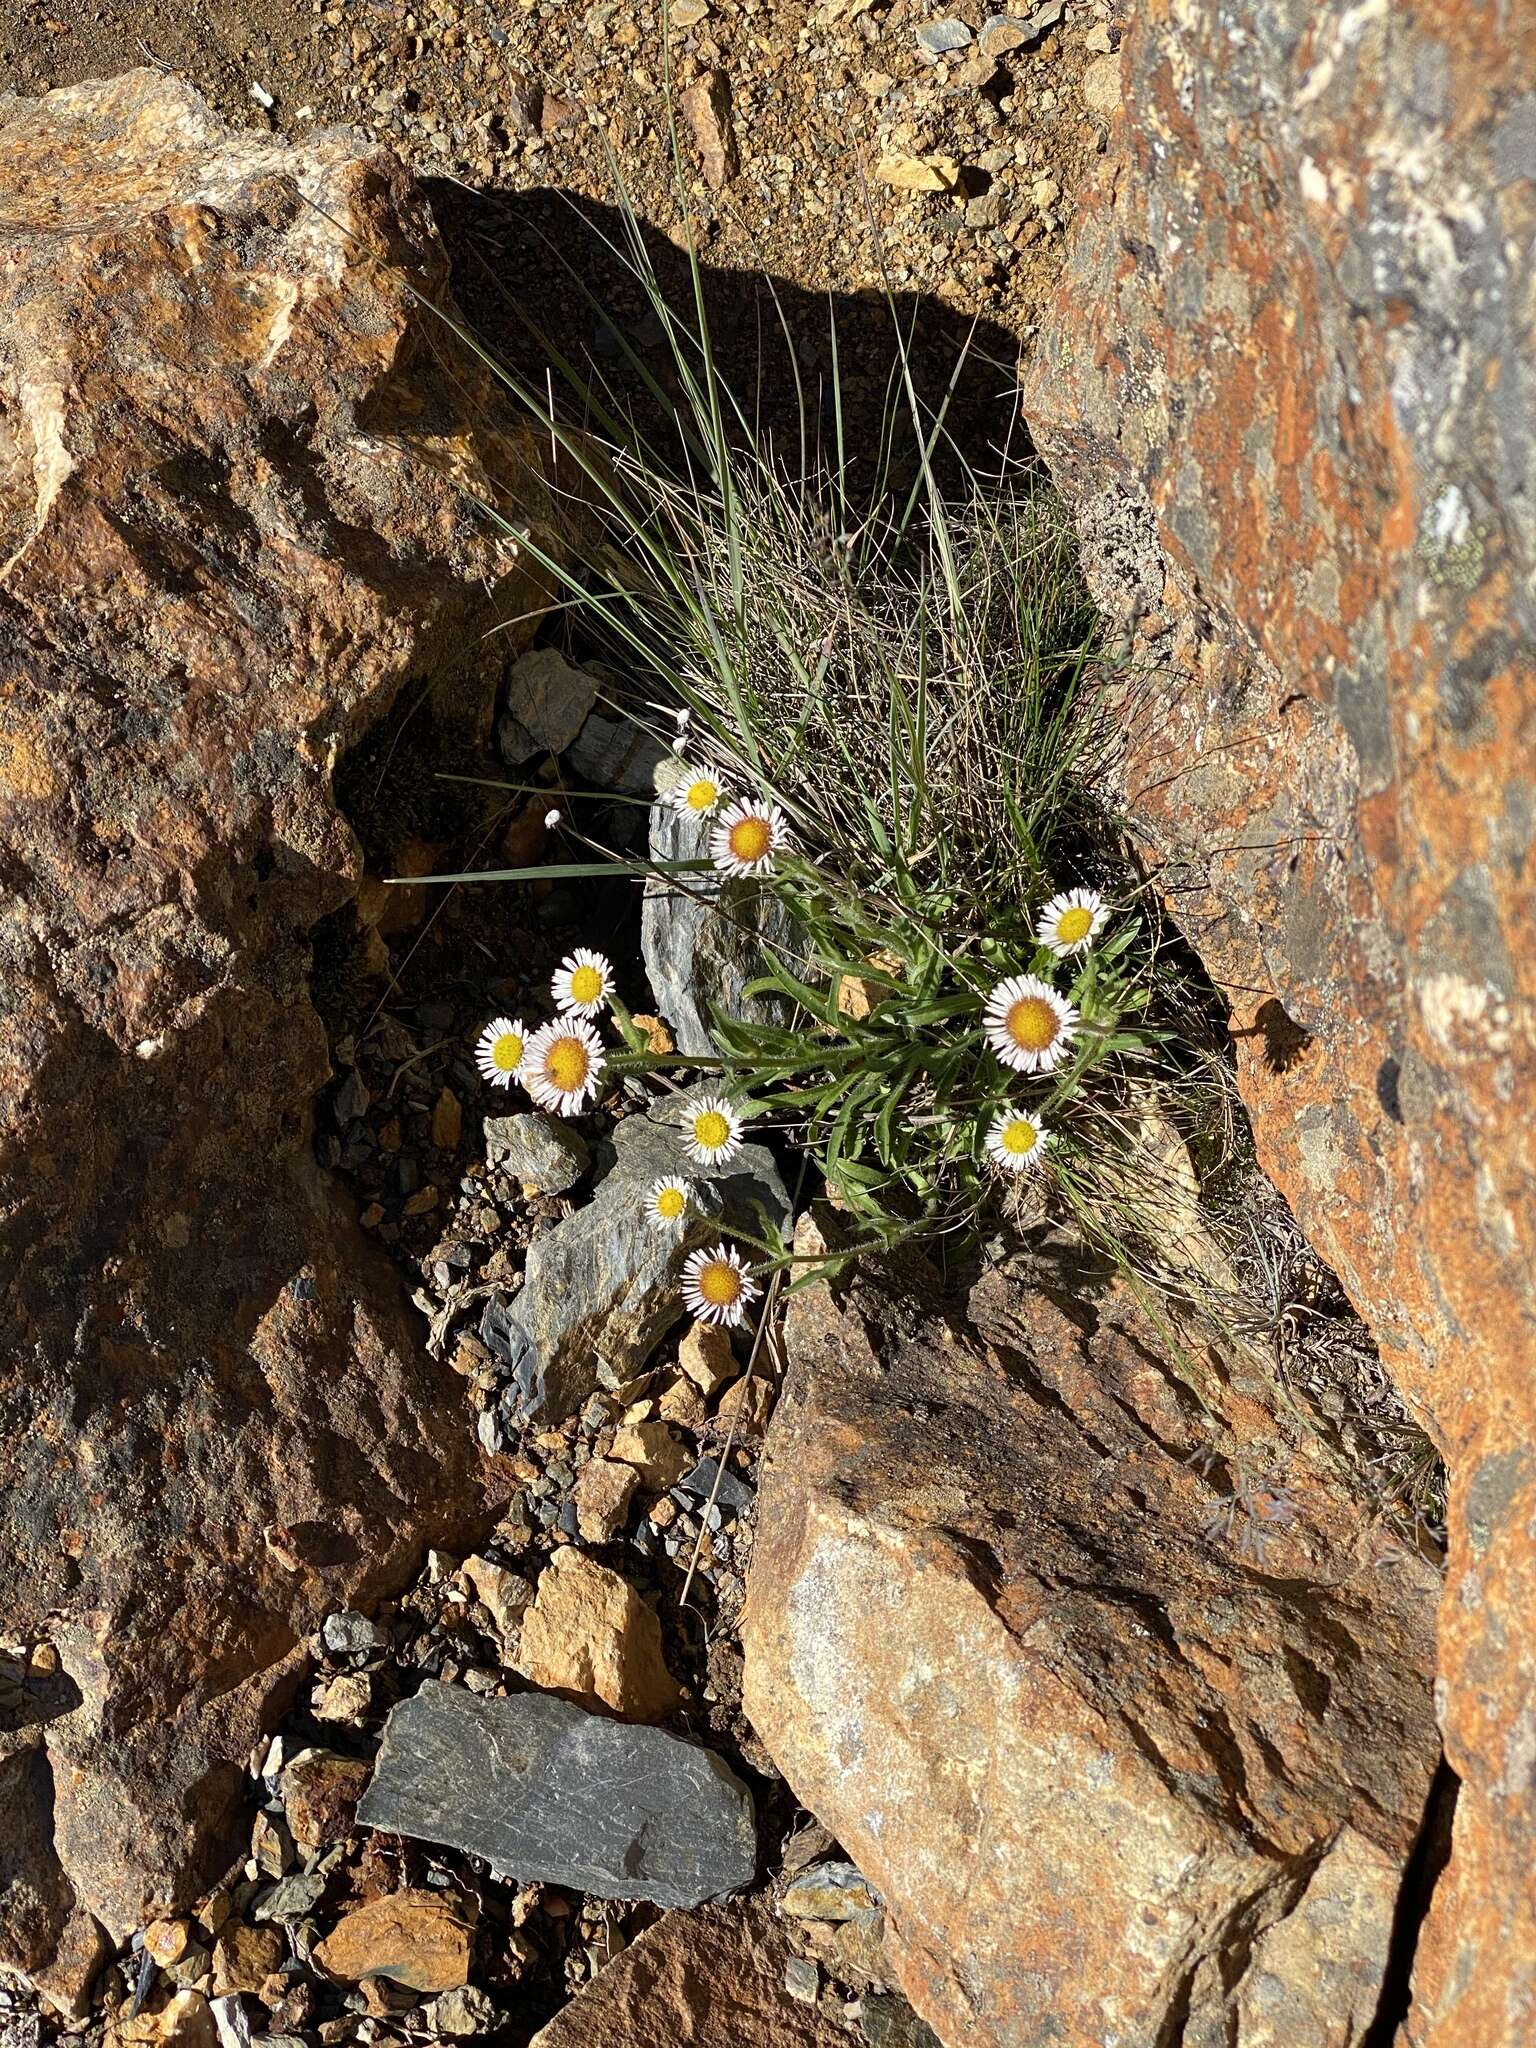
[498,646,600,764]
[860,1995,944,2048]
[485,1115,789,1427]
[915,18,972,55]
[679,1456,754,1517]
[567,711,668,795]
[484,1112,591,1194]
[641,802,794,1059]
[357,1682,757,1908]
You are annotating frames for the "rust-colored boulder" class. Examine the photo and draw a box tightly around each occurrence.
[0,69,557,1977]
[1024,5,1535,2038]
[529,1901,845,2048]
[743,1225,1440,2048]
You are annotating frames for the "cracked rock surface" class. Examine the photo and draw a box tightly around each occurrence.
[743,1219,1441,2048]
[1024,4,1536,2035]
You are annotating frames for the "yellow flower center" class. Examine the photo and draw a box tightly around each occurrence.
[544,1036,591,1093]
[1001,1119,1038,1157]
[568,964,604,1005]
[1006,996,1061,1053]
[727,815,772,865]
[694,1109,731,1151]
[492,1032,523,1072]
[1056,906,1093,943]
[655,1185,686,1220]
[686,778,719,811]
[697,1259,743,1307]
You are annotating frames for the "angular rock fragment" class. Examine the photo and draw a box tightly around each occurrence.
[642,804,795,1058]
[357,1683,756,1908]
[528,1902,845,2047]
[483,1113,591,1196]
[679,69,739,189]
[743,1223,1441,2048]
[572,1458,639,1544]
[498,646,600,763]
[313,1889,473,1992]
[483,1116,789,1426]
[513,1548,680,1721]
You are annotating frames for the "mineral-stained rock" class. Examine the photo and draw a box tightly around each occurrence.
[357,1682,756,1908]
[482,1116,789,1427]
[528,1901,846,2048]
[571,1458,640,1544]
[114,1988,219,2047]
[0,70,558,1974]
[0,1733,108,2017]
[210,1920,285,1999]
[460,1555,534,1650]
[641,804,794,1058]
[779,1862,879,1924]
[513,1547,681,1721]
[278,1751,372,1851]
[1024,5,1535,2035]
[313,1890,473,1992]
[679,70,739,191]
[743,1222,1441,2048]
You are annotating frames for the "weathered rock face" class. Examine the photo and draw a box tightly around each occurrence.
[743,1224,1441,2048]
[1024,7,1535,2038]
[528,1902,846,2048]
[0,71,556,1981]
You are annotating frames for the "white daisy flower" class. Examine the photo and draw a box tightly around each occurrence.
[681,1242,760,1329]
[475,1016,529,1088]
[682,1094,746,1168]
[983,973,1079,1074]
[551,948,614,1018]
[522,1018,607,1116]
[1035,887,1107,958]
[645,1175,693,1238]
[985,1107,1051,1174]
[709,799,790,879]
[664,764,726,816]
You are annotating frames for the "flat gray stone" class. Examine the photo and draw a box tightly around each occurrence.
[567,710,668,795]
[641,803,794,1058]
[356,1682,757,1908]
[498,646,600,764]
[916,19,972,56]
[485,1115,789,1426]
[484,1111,591,1194]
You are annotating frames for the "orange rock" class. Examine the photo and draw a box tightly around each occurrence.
[211,1919,285,1999]
[0,67,555,1981]
[572,1458,639,1544]
[514,1548,681,1721]
[279,1750,372,1851]
[529,1902,844,2047]
[314,1891,473,1993]
[1026,2,1536,2034]
[743,1227,1440,2048]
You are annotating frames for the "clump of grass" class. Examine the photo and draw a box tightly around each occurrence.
[406,196,1227,1270]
